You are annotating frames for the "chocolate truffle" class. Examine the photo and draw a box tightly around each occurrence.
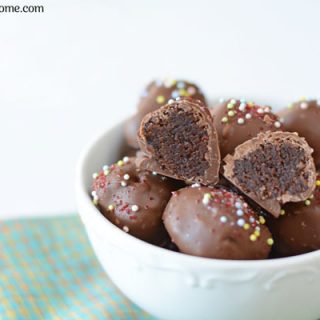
[137,98,220,185]
[224,131,316,217]
[211,99,283,159]
[278,99,320,168]
[91,156,174,244]
[125,79,206,149]
[163,186,273,260]
[267,175,320,257]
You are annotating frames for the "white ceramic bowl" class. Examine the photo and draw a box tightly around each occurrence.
[76,122,320,320]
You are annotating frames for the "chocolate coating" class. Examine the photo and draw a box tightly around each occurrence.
[91,157,175,244]
[278,99,320,168]
[211,99,283,159]
[163,186,272,260]
[224,131,316,217]
[125,79,206,149]
[267,175,320,257]
[137,98,220,185]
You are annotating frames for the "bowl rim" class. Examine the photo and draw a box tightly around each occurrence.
[76,121,320,270]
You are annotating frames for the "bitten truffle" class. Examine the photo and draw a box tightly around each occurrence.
[163,186,273,260]
[278,99,320,168]
[137,98,220,185]
[211,99,283,159]
[267,175,320,257]
[224,131,316,217]
[91,156,175,244]
[124,79,206,149]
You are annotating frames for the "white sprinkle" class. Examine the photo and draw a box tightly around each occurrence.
[176,97,181,101]
[237,219,245,227]
[131,205,139,212]
[152,171,158,176]
[264,106,270,113]
[235,202,242,209]
[255,226,261,232]
[249,216,255,223]
[245,113,252,119]
[168,99,174,104]
[257,108,264,114]
[238,103,246,111]
[237,118,245,125]
[123,156,129,163]
[219,97,225,103]
[91,191,97,197]
[236,209,244,216]
[102,165,109,171]
[123,174,130,180]
[220,216,228,223]
[300,102,308,109]
[230,99,237,104]
[123,226,129,232]
[279,117,284,123]
[202,193,211,205]
[104,170,110,176]
[92,173,98,179]
[274,121,281,128]
[191,183,201,188]
[121,181,127,187]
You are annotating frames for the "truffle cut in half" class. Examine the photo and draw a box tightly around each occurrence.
[137,98,220,185]
[223,131,316,217]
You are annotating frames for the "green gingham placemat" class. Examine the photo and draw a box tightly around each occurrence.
[0,215,154,320]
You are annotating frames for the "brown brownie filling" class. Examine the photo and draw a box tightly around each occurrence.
[233,142,310,200]
[143,106,210,178]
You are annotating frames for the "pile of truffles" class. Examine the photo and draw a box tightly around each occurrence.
[91,79,320,260]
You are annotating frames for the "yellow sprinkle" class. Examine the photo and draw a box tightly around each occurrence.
[93,199,98,205]
[250,234,257,242]
[300,96,307,101]
[108,204,114,211]
[221,116,228,123]
[104,170,110,176]
[305,199,311,206]
[247,101,254,107]
[117,160,124,166]
[316,180,320,187]
[280,209,286,216]
[259,216,266,224]
[228,110,235,117]
[267,238,274,246]
[227,103,234,109]
[156,95,165,104]
[309,195,314,199]
[179,89,189,97]
[243,223,250,230]
[254,230,260,237]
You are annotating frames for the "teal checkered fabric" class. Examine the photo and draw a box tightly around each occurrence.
[0,216,154,320]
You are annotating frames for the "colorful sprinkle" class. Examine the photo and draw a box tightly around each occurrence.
[176,81,185,89]
[243,223,250,230]
[236,209,244,216]
[131,205,139,212]
[267,238,274,246]
[250,234,257,242]
[300,102,308,109]
[316,180,320,187]
[202,193,212,205]
[117,160,124,166]
[220,216,228,223]
[259,216,266,224]
[156,95,165,104]
[187,86,196,95]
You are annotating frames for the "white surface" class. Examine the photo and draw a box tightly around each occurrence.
[1,0,320,218]
[76,122,320,320]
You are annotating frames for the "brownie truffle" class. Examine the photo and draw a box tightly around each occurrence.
[267,175,320,257]
[163,186,273,260]
[278,99,320,168]
[224,131,316,217]
[211,99,283,159]
[137,98,220,185]
[91,156,175,244]
[125,79,206,149]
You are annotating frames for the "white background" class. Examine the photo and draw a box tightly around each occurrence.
[0,0,319,218]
